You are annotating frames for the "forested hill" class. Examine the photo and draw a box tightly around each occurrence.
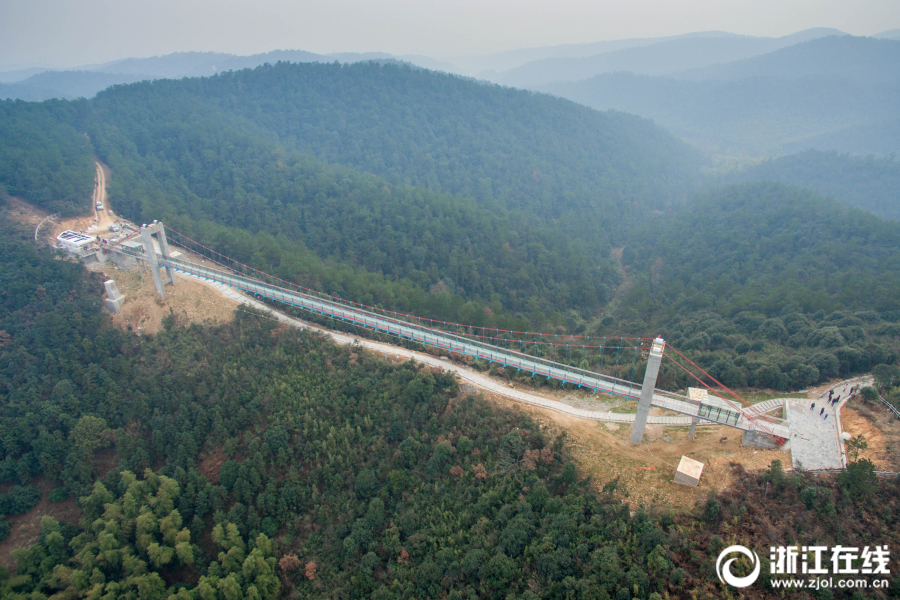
[0,99,94,216]
[2,63,898,390]
[721,151,900,220]
[0,61,702,326]
[609,182,900,390]
[623,182,900,318]
[91,61,702,225]
[1,194,898,599]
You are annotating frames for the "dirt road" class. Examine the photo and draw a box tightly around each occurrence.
[52,161,119,239]
[92,162,116,230]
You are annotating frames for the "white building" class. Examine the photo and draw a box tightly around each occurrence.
[57,230,94,255]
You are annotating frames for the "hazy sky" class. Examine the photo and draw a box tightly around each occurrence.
[1,0,898,69]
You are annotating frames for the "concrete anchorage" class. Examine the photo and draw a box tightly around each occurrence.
[103,280,125,314]
[140,221,176,297]
[629,337,665,444]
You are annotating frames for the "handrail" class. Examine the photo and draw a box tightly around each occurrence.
[876,392,900,419]
[117,245,785,434]
[34,213,58,242]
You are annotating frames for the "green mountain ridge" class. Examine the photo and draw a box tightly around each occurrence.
[1,62,898,392]
[721,151,900,220]
[102,61,701,226]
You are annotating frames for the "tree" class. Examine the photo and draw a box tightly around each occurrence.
[840,459,878,498]
[70,415,112,455]
[873,364,900,390]
[846,435,868,462]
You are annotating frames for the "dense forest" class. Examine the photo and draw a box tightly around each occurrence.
[1,215,898,599]
[613,183,900,390]
[723,150,900,220]
[85,89,619,320]
[0,61,700,326]
[0,99,94,216]
[623,183,900,317]
[0,62,898,392]
[136,61,702,223]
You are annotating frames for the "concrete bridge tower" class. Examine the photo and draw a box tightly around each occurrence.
[140,221,176,297]
[630,337,666,444]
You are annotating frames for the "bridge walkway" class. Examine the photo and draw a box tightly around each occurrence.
[128,250,788,438]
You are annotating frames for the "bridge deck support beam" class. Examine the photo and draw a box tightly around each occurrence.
[629,337,666,444]
[688,416,700,439]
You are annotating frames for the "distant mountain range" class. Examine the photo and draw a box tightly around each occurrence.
[674,35,900,84]
[0,28,864,103]
[541,36,900,157]
[3,29,898,160]
[483,28,846,88]
[0,50,454,102]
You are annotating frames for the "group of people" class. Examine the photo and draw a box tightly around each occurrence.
[810,385,857,420]
[810,402,831,420]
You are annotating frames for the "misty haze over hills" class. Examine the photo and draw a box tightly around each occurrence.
[481,28,847,88]
[0,27,876,102]
[1,27,898,213]
[542,35,900,157]
[0,49,456,102]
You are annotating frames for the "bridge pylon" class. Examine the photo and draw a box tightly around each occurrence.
[629,337,666,444]
[140,221,175,297]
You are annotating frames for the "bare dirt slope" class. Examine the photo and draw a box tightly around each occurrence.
[92,262,237,335]
[92,161,117,230]
[50,161,119,240]
[0,479,82,572]
[4,196,49,230]
[468,384,785,509]
[839,398,900,471]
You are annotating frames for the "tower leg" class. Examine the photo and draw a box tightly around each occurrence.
[156,223,176,286]
[141,226,166,298]
[629,337,666,444]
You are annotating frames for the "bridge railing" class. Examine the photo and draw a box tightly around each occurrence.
[143,247,781,432]
[161,255,661,397]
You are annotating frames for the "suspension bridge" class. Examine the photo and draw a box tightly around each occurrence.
[111,221,791,444]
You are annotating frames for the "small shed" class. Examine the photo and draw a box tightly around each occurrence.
[674,456,704,487]
[57,230,94,255]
